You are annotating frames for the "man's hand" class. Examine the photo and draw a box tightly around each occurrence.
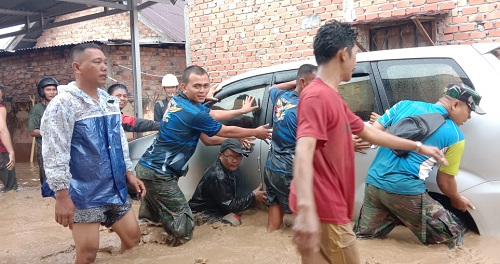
[240,96,259,114]
[352,135,371,154]
[369,112,380,125]
[252,183,267,204]
[239,137,255,150]
[55,189,75,230]
[6,152,15,170]
[451,195,475,212]
[206,84,222,101]
[418,145,448,166]
[254,124,272,144]
[126,171,146,199]
[292,207,320,257]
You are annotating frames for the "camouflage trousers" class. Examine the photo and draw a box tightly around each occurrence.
[354,184,466,248]
[136,164,194,246]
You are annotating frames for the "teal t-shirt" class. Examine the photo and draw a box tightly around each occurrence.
[366,100,465,195]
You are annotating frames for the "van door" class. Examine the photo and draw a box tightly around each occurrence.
[179,74,273,199]
[336,62,382,215]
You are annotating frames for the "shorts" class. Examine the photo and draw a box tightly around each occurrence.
[263,167,291,214]
[136,164,194,246]
[74,196,132,228]
[354,184,466,248]
[302,223,360,264]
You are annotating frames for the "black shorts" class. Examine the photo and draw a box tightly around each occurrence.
[264,167,291,214]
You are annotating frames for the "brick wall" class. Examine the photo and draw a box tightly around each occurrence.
[35,7,161,47]
[187,0,500,82]
[0,44,186,161]
[108,45,187,120]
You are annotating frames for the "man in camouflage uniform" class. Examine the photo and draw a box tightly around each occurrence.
[354,83,485,248]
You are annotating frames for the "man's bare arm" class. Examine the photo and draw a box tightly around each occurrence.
[437,171,475,212]
[292,136,321,257]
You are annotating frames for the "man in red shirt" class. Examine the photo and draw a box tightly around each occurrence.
[290,21,448,264]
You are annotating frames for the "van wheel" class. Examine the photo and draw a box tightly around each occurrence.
[428,192,479,234]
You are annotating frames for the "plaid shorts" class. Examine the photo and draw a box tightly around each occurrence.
[354,184,466,248]
[74,196,132,228]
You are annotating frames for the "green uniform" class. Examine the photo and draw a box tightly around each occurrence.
[28,102,46,184]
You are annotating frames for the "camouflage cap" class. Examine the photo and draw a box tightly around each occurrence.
[444,82,485,115]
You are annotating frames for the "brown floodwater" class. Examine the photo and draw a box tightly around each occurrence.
[1,163,499,264]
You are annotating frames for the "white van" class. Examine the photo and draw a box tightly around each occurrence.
[129,43,500,236]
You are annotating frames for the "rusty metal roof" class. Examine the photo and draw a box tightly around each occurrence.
[0,0,183,50]
[139,1,185,42]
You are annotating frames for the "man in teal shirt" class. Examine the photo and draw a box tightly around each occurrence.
[355,83,485,248]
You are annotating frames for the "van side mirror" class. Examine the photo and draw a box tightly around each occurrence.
[352,65,370,78]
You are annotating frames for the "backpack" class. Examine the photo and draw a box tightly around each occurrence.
[386,112,449,157]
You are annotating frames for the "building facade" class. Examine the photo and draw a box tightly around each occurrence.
[186,0,499,82]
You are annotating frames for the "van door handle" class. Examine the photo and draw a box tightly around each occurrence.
[257,156,261,173]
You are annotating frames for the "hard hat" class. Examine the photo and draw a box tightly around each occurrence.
[162,74,179,87]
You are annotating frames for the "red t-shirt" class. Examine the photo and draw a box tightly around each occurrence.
[0,104,7,153]
[289,79,365,224]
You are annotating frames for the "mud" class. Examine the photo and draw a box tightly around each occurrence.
[1,163,499,264]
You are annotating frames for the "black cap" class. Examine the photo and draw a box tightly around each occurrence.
[220,138,248,157]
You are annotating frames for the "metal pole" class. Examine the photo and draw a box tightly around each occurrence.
[129,0,143,118]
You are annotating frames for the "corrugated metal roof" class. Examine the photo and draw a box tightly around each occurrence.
[0,1,185,50]
[0,0,91,30]
[0,39,184,57]
[139,0,185,42]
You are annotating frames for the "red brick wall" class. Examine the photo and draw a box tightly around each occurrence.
[108,45,186,120]
[187,0,500,82]
[35,7,161,47]
[0,44,186,161]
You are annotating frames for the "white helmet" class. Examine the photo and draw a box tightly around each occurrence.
[162,74,179,87]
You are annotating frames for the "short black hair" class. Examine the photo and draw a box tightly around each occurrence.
[296,64,317,81]
[107,83,128,95]
[70,43,102,62]
[313,21,358,66]
[181,65,208,84]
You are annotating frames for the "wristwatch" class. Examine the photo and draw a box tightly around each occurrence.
[414,141,422,153]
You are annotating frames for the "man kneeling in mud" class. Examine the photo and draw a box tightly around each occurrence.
[188,139,266,226]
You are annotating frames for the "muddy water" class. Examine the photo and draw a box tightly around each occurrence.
[1,163,499,264]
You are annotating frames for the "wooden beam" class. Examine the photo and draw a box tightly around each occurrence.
[356,40,367,52]
[411,16,435,46]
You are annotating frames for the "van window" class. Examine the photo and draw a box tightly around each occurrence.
[339,75,377,121]
[377,59,471,106]
[209,77,270,128]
